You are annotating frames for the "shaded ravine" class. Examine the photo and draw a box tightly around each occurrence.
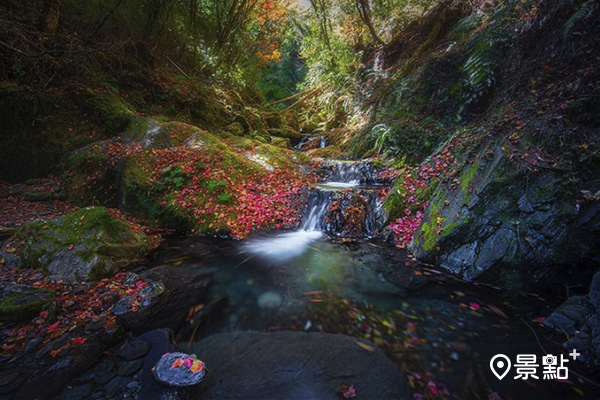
[144,158,600,399]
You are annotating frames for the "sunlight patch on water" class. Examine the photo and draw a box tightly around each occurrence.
[241,230,323,262]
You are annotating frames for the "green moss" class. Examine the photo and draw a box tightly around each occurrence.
[12,207,148,276]
[0,288,54,321]
[63,207,137,242]
[83,88,134,133]
[124,118,152,141]
[461,163,478,195]
[415,198,444,252]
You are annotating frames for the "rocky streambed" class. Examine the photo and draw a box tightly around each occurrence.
[0,158,599,400]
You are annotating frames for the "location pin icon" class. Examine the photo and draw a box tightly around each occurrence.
[490,354,511,380]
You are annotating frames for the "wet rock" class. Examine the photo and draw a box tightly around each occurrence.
[14,337,105,399]
[543,295,590,335]
[0,282,54,321]
[117,359,143,376]
[153,352,206,387]
[189,331,410,400]
[94,371,116,385]
[2,207,150,281]
[93,358,115,377]
[545,272,600,366]
[303,184,386,238]
[127,380,139,389]
[113,282,165,316]
[61,384,92,400]
[105,376,131,396]
[117,340,151,361]
[296,135,326,151]
[411,146,600,289]
[0,370,23,394]
[320,160,383,184]
[118,265,210,334]
[137,329,188,400]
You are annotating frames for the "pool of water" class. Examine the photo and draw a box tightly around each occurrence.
[148,231,600,399]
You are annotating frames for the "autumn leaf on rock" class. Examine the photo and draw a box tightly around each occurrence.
[171,358,184,368]
[71,337,87,345]
[190,360,204,373]
[47,321,60,332]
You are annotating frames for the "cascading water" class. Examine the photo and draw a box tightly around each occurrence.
[299,160,387,237]
[299,189,333,231]
[295,136,328,151]
[242,159,388,261]
[320,160,382,185]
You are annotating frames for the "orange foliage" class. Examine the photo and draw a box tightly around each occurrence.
[253,0,290,63]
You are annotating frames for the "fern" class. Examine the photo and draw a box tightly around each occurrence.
[456,4,517,119]
[371,124,392,155]
[562,0,594,42]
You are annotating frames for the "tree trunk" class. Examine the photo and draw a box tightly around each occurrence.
[356,0,385,46]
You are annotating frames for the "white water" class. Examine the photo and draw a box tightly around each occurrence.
[241,160,383,262]
[315,181,360,189]
[241,230,322,262]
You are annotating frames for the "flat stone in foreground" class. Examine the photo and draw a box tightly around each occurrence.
[189,331,410,400]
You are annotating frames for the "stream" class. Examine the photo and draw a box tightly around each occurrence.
[149,160,598,399]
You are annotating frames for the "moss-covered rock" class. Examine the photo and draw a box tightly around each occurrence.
[271,137,292,149]
[410,141,600,289]
[63,140,120,206]
[3,207,150,281]
[0,282,54,321]
[62,115,309,237]
[82,88,134,133]
[225,122,245,136]
[123,118,173,149]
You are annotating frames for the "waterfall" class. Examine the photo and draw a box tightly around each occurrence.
[300,190,333,231]
[322,161,380,185]
[298,160,388,237]
[242,159,388,262]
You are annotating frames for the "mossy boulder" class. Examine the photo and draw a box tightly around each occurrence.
[0,282,54,322]
[410,142,600,290]
[123,118,173,149]
[82,88,134,134]
[62,116,309,237]
[271,137,292,149]
[225,122,245,137]
[63,140,120,206]
[3,207,150,282]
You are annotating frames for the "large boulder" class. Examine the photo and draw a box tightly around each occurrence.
[0,282,54,322]
[116,265,211,334]
[188,331,410,400]
[410,141,600,289]
[63,117,309,237]
[1,207,150,281]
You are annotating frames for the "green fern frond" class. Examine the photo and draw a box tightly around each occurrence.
[562,0,594,42]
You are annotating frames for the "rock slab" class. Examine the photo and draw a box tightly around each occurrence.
[189,331,410,400]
